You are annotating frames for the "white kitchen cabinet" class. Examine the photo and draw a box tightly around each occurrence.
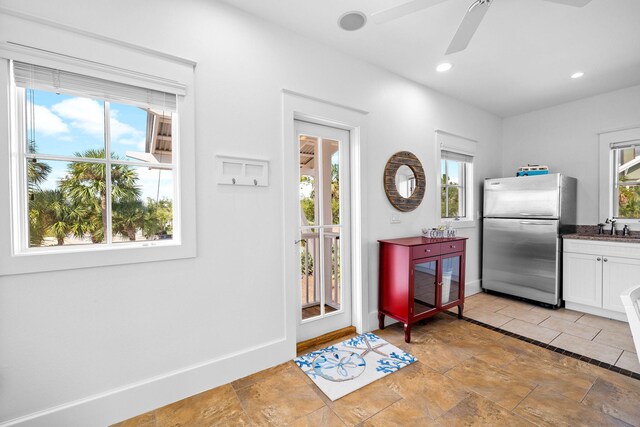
[563,239,640,320]
[563,252,602,307]
[602,256,640,313]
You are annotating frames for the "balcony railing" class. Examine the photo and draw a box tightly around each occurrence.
[300,230,341,314]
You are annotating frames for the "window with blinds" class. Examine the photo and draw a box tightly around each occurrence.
[441,150,472,219]
[611,140,640,219]
[11,60,178,249]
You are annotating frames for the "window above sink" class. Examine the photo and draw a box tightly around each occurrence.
[599,127,640,226]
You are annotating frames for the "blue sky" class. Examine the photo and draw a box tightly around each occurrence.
[28,89,173,202]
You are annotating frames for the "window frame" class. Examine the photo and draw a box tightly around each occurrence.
[0,51,196,276]
[14,86,178,252]
[599,127,640,225]
[441,156,468,219]
[435,130,476,227]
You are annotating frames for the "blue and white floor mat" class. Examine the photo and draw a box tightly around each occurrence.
[294,332,417,401]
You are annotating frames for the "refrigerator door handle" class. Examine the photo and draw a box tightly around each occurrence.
[519,221,555,225]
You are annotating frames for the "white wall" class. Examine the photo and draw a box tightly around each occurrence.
[502,84,640,225]
[0,0,501,425]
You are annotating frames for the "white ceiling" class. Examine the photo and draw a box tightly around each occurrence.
[218,0,640,117]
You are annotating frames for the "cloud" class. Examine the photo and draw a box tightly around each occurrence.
[27,104,69,136]
[51,97,104,136]
[110,109,144,141]
[116,137,146,149]
[50,98,146,149]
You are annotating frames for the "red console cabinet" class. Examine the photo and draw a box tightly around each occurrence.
[378,236,467,343]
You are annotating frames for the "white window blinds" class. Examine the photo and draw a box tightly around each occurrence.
[12,61,177,111]
[610,140,640,150]
[437,130,477,156]
[442,150,473,163]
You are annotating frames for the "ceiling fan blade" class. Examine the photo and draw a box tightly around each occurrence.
[542,0,592,6]
[371,0,449,24]
[445,0,492,55]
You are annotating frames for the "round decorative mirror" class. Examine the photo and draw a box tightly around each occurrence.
[384,151,425,212]
[395,165,416,198]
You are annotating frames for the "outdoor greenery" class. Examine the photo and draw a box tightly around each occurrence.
[299,163,340,276]
[441,172,461,218]
[618,184,640,219]
[300,163,340,225]
[28,149,172,246]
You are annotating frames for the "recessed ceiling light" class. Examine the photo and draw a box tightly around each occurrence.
[436,63,453,73]
[338,11,367,31]
[571,72,585,79]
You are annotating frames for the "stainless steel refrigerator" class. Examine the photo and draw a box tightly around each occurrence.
[482,174,577,307]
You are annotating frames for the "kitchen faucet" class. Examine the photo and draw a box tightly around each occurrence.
[606,217,617,235]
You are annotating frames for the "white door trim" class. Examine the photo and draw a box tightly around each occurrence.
[282,90,369,352]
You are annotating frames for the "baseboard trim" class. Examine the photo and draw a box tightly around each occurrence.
[296,326,357,354]
[1,337,291,427]
[565,302,628,322]
[465,280,481,297]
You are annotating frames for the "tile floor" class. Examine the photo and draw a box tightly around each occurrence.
[114,310,640,426]
[462,292,640,373]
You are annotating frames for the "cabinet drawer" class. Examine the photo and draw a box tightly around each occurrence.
[412,244,440,259]
[441,241,464,254]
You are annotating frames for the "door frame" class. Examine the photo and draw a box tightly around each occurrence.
[282,89,369,352]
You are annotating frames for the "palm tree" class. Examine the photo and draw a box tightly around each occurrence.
[60,149,141,243]
[113,200,145,240]
[28,190,87,246]
[26,141,53,246]
[142,198,173,239]
[47,190,89,245]
[26,141,52,194]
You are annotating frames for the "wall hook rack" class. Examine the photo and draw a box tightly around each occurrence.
[216,155,269,187]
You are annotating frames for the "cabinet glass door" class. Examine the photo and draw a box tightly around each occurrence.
[441,254,462,305]
[413,259,438,316]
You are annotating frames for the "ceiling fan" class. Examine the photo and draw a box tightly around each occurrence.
[370,0,593,55]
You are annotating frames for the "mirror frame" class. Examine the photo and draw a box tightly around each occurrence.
[383,151,426,212]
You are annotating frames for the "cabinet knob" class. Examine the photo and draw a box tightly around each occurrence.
[604,258,608,262]
[597,257,601,261]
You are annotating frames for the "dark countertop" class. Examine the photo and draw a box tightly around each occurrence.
[563,233,640,243]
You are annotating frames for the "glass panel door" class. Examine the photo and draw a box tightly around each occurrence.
[441,254,462,305]
[296,120,350,333]
[413,259,438,316]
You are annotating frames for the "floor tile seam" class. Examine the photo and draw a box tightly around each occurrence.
[322,400,349,427]
[452,390,532,424]
[578,377,598,405]
[578,392,639,427]
[431,391,475,423]
[613,350,626,367]
[347,393,404,426]
[229,381,259,426]
[541,323,599,341]
[446,310,640,382]
[511,384,539,416]
[496,308,550,325]
[604,341,638,355]
[591,328,605,342]
[502,317,563,340]
[288,404,339,426]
